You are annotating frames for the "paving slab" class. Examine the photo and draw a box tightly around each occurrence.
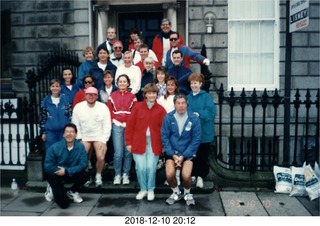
[185,192,224,216]
[296,196,320,216]
[1,192,51,213]
[257,192,312,216]
[220,191,268,216]
[42,205,94,216]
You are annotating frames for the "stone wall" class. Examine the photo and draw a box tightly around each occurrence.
[10,0,90,97]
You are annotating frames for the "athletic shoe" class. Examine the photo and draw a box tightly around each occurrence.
[196,176,204,188]
[191,176,196,185]
[136,191,147,200]
[122,174,130,185]
[147,191,155,201]
[67,190,83,203]
[95,175,103,187]
[44,184,53,202]
[113,175,121,185]
[165,192,183,205]
[83,176,93,187]
[184,193,195,206]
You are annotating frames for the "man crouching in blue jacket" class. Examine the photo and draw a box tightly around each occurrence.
[44,122,90,209]
[161,94,201,206]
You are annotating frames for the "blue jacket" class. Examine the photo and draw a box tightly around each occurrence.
[44,139,88,176]
[165,45,205,70]
[89,60,117,89]
[187,90,216,143]
[161,110,201,159]
[168,65,192,95]
[60,82,80,104]
[77,60,96,88]
[40,94,72,134]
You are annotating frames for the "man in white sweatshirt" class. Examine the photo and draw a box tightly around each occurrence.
[72,87,112,187]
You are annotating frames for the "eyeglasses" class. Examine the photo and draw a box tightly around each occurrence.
[84,81,93,84]
[170,38,178,41]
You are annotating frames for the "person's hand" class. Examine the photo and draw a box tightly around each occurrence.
[203,58,210,66]
[126,145,132,152]
[54,166,65,176]
[41,134,46,141]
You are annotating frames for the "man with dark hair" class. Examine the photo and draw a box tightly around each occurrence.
[44,122,90,209]
[168,50,193,95]
[161,94,201,206]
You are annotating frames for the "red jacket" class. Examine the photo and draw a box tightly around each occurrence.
[152,32,184,63]
[125,100,167,155]
[107,90,137,123]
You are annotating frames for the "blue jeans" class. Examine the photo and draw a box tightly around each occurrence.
[112,124,132,176]
[133,136,159,191]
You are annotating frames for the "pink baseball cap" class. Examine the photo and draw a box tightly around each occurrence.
[85,87,98,95]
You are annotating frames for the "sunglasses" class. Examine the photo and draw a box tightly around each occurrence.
[170,38,178,41]
[114,47,123,50]
[84,81,93,84]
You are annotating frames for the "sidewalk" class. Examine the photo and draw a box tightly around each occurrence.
[1,181,319,217]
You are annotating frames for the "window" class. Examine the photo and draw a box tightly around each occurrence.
[228,0,279,90]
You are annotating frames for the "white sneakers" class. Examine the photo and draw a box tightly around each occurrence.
[147,191,155,201]
[67,190,83,203]
[44,184,53,202]
[113,174,130,185]
[136,191,147,200]
[113,175,121,185]
[196,176,204,188]
[95,174,103,187]
[122,174,130,185]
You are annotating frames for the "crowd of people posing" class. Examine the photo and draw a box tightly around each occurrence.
[40,18,216,209]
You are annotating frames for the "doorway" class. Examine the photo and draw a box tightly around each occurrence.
[118,12,163,51]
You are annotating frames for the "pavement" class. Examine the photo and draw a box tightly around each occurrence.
[1,178,319,225]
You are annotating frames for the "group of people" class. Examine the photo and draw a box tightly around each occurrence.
[40,18,216,209]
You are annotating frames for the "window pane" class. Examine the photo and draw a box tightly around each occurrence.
[229,0,275,19]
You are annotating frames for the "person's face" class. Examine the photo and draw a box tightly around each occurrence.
[85,51,94,61]
[166,80,177,95]
[83,77,94,88]
[160,21,172,34]
[50,82,61,95]
[107,28,116,40]
[169,35,179,47]
[117,76,129,91]
[98,49,109,62]
[156,71,166,83]
[139,47,149,60]
[172,53,182,66]
[174,97,187,114]
[63,127,77,143]
[85,93,98,104]
[190,80,202,93]
[103,74,113,87]
[123,54,133,66]
[113,43,123,54]
[134,39,142,50]
[144,61,154,71]
[62,69,73,84]
[145,91,157,103]
[130,33,138,40]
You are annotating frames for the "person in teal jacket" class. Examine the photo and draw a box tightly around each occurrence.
[44,123,90,209]
[187,73,216,189]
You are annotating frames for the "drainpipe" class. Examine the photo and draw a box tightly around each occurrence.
[88,0,93,47]
[186,0,189,46]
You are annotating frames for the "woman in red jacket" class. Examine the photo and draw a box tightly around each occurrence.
[125,83,167,201]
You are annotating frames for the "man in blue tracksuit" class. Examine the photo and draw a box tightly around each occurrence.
[161,94,201,206]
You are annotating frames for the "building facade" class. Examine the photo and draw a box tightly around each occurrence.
[1,0,319,180]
